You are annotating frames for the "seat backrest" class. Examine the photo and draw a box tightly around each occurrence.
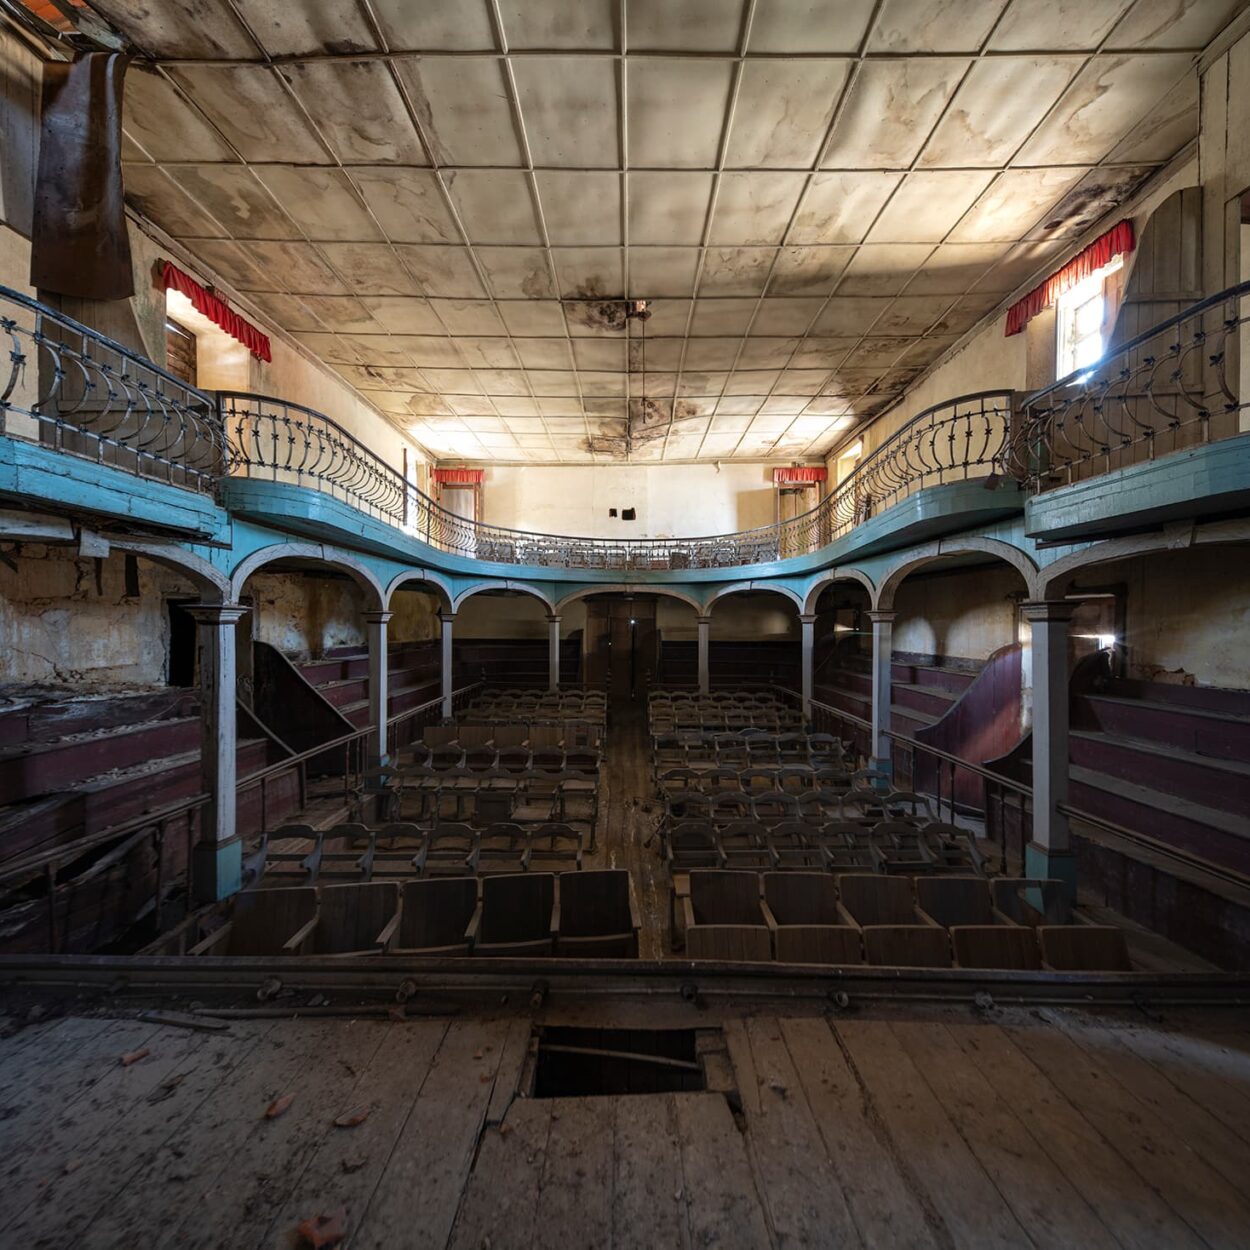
[315,882,399,953]
[952,925,1041,970]
[837,874,916,926]
[229,887,318,955]
[763,872,839,925]
[399,877,478,949]
[1039,925,1132,971]
[916,876,993,926]
[863,925,952,968]
[559,869,633,937]
[689,869,764,925]
[480,872,556,943]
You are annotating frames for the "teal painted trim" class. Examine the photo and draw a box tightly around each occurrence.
[1025,434,1250,542]
[222,476,1024,590]
[0,436,229,541]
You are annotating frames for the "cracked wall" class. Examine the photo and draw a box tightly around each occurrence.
[0,545,194,689]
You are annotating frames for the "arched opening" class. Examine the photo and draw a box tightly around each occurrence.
[706,589,801,691]
[876,551,1033,817]
[454,587,563,688]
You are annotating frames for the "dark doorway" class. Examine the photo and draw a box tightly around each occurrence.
[166,598,198,687]
[583,596,658,698]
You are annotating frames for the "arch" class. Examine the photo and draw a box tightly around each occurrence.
[384,567,454,614]
[552,583,704,616]
[228,542,385,610]
[704,580,804,613]
[802,567,876,616]
[451,579,556,614]
[1038,518,1250,600]
[874,537,1039,610]
[109,540,230,602]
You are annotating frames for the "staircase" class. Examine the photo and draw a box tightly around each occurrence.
[814,653,980,735]
[298,641,443,728]
[1069,678,1250,875]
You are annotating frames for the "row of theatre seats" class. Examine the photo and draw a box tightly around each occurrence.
[676,871,1132,971]
[462,688,606,727]
[649,689,803,734]
[252,820,588,883]
[190,870,639,958]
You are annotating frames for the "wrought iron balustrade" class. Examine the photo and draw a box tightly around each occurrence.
[0,284,225,492]
[222,389,1015,572]
[1010,280,1250,490]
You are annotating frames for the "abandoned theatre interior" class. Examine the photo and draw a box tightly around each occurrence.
[3,1,1250,1246]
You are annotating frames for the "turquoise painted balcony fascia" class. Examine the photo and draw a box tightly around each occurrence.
[221,475,1025,583]
[0,436,230,542]
[1025,434,1250,543]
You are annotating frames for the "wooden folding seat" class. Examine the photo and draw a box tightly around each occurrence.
[842,786,887,819]
[557,870,640,957]
[555,770,597,823]
[493,725,529,749]
[915,876,997,927]
[497,746,532,773]
[189,886,318,956]
[797,788,843,824]
[762,873,862,964]
[813,765,853,790]
[526,822,583,871]
[767,820,823,869]
[863,926,952,967]
[366,823,428,881]
[710,789,753,824]
[923,823,986,874]
[473,770,517,824]
[457,725,494,749]
[513,770,559,823]
[776,735,809,765]
[1038,925,1132,972]
[836,874,930,927]
[751,792,798,827]
[246,824,315,884]
[883,791,935,823]
[430,742,466,770]
[702,766,741,791]
[777,765,815,792]
[718,820,777,869]
[463,744,499,773]
[683,870,769,959]
[869,821,936,874]
[806,734,846,767]
[422,725,459,749]
[417,824,478,876]
[434,767,479,822]
[308,825,375,883]
[991,878,1072,926]
[396,765,442,823]
[668,820,723,869]
[294,881,401,956]
[388,877,480,956]
[476,872,557,956]
[951,925,1041,969]
[476,822,528,874]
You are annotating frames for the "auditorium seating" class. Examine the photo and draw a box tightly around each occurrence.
[671,870,1134,970]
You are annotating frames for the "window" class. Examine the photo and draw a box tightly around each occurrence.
[164,317,197,386]
[1056,257,1123,379]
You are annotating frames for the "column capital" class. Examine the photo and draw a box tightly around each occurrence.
[363,610,394,625]
[799,613,818,626]
[867,609,897,625]
[1020,600,1076,624]
[546,613,562,624]
[696,615,712,627]
[439,611,457,624]
[188,602,249,626]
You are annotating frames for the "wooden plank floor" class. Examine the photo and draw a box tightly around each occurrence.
[4,1003,1250,1248]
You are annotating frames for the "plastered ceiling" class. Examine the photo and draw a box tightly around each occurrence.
[99,0,1243,463]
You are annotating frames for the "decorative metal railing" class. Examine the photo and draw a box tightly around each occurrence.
[221,389,1015,571]
[1009,280,1250,490]
[0,284,225,491]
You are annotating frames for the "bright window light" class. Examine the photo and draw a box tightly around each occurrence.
[1056,256,1123,379]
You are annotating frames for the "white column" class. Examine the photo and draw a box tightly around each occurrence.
[188,603,248,902]
[1022,600,1077,892]
[547,614,562,691]
[799,613,816,720]
[440,611,456,718]
[868,609,897,775]
[696,615,711,695]
[364,610,393,770]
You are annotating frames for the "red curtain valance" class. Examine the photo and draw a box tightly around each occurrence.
[161,260,272,362]
[1004,220,1135,337]
[773,466,827,484]
[434,468,484,485]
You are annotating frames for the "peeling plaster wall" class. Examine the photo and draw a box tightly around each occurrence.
[0,26,37,295]
[1071,547,1250,691]
[477,462,791,539]
[389,588,440,644]
[892,565,1024,665]
[0,546,193,688]
[245,573,365,659]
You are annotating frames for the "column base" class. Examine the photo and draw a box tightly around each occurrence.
[192,836,243,904]
[1024,841,1077,901]
[868,756,893,787]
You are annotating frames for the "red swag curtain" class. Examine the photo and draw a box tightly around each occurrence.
[773,466,827,484]
[161,261,272,362]
[1004,220,1135,337]
[433,468,484,485]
